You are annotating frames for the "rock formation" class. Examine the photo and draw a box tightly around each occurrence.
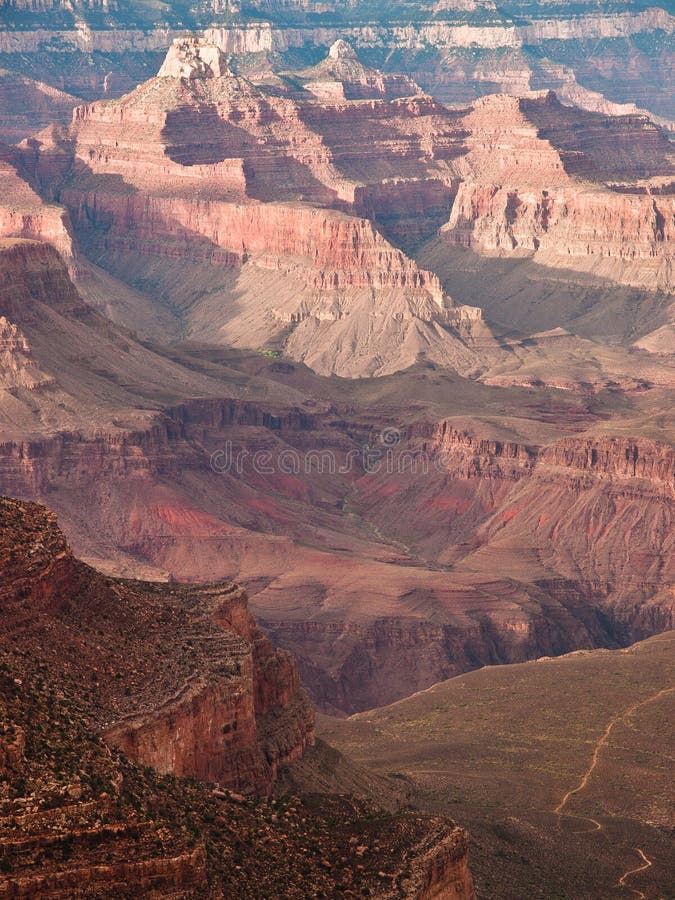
[301,39,422,101]
[0,495,315,795]
[0,20,670,720]
[0,68,78,144]
[0,494,476,897]
[0,0,671,130]
[0,8,670,898]
[438,92,675,292]
[21,37,489,378]
[0,315,50,389]
[158,35,232,80]
[0,145,75,261]
[8,38,669,378]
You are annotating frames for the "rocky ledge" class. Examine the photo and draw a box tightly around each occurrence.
[0,495,314,796]
[0,495,475,897]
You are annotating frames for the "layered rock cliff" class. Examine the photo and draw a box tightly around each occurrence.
[23,38,488,377]
[0,148,74,261]
[438,92,675,292]
[18,37,671,352]
[0,494,475,897]
[1,0,671,126]
[0,496,315,795]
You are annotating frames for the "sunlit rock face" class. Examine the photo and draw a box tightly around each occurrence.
[157,36,233,80]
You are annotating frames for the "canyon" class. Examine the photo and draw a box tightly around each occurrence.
[0,12,671,898]
[0,0,672,130]
[0,495,475,897]
[0,236,671,714]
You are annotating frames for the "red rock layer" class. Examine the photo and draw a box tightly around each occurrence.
[440,93,674,288]
[63,189,444,298]
[446,181,674,261]
[0,148,74,261]
[0,316,51,390]
[0,388,671,714]
[418,420,536,479]
[540,436,674,484]
[103,585,315,793]
[67,69,341,204]
[520,93,674,182]
[0,496,314,796]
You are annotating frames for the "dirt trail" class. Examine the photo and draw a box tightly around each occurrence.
[554,686,674,817]
[554,686,673,895]
[617,848,652,899]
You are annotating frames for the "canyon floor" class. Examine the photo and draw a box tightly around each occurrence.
[320,632,675,899]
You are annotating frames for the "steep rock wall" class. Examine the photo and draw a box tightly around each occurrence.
[439,93,674,289]
[0,150,75,260]
[0,497,315,795]
[63,189,445,299]
[1,9,670,55]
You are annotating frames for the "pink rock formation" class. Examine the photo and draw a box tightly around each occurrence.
[43,40,483,376]
[440,93,675,291]
[0,147,74,261]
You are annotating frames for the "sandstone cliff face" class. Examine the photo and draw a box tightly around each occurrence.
[0,150,75,261]
[405,827,474,900]
[5,37,668,381]
[519,94,674,182]
[103,586,315,794]
[2,6,668,52]
[445,182,674,271]
[439,93,675,290]
[419,420,536,480]
[203,9,674,55]
[26,37,670,352]
[65,190,444,298]
[0,497,315,796]
[540,437,674,485]
[0,495,475,898]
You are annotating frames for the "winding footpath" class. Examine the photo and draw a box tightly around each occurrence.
[617,848,652,899]
[554,686,674,896]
